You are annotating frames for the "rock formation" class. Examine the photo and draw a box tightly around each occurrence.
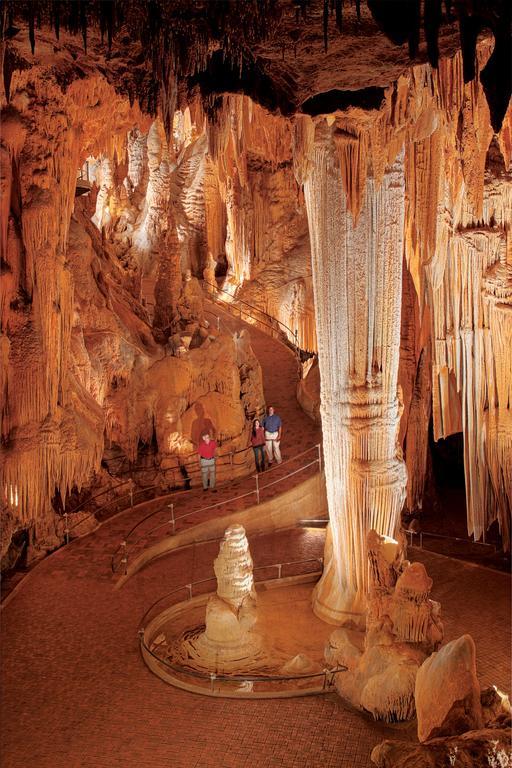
[371,726,512,768]
[173,524,262,672]
[326,530,443,722]
[372,648,512,767]
[415,634,484,742]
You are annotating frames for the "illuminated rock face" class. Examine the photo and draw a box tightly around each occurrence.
[415,634,483,743]
[304,127,407,624]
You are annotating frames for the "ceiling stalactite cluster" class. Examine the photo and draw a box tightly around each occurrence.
[2,1,510,130]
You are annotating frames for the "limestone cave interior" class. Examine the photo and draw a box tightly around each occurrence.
[1,2,511,767]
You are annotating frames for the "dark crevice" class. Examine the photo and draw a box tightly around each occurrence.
[187,50,296,118]
[301,86,385,116]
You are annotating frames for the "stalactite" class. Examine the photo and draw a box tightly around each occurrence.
[333,126,369,223]
[1,59,144,532]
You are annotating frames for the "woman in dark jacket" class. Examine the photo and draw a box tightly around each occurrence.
[250,418,266,472]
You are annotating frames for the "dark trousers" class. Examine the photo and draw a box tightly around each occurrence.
[253,445,265,472]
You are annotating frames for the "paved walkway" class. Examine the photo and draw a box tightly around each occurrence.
[105,300,323,573]
[1,302,510,768]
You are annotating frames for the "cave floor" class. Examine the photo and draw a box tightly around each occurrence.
[1,526,510,768]
[1,303,511,768]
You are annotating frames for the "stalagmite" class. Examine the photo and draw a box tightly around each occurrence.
[327,529,443,723]
[172,525,262,672]
[303,122,407,624]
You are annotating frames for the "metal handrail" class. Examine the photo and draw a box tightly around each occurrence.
[106,442,255,479]
[138,556,348,691]
[140,557,324,629]
[203,279,301,353]
[111,443,323,574]
[66,477,133,517]
[405,529,498,552]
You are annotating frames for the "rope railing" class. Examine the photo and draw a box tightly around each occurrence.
[111,443,323,575]
[138,556,347,694]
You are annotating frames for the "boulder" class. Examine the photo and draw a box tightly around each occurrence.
[415,634,483,742]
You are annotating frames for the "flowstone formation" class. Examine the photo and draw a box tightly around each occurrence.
[326,530,443,722]
[171,525,263,673]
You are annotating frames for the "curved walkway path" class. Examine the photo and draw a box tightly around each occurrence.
[1,305,510,768]
[105,299,323,575]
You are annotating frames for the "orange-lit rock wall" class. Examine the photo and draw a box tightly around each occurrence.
[1,27,510,575]
[0,42,264,566]
[0,45,146,557]
[205,96,317,351]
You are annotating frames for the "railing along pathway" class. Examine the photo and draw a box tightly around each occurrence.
[111,443,322,574]
[139,555,348,694]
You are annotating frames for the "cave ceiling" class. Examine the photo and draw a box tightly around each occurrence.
[2,0,510,131]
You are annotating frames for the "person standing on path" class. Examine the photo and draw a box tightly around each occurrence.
[250,418,266,472]
[198,432,217,491]
[263,406,282,465]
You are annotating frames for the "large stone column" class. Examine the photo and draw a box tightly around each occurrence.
[303,124,407,625]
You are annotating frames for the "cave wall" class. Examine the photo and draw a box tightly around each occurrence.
[0,39,265,566]
[0,18,510,572]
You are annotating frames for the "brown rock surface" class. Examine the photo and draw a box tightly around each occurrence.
[371,725,512,768]
[415,634,484,743]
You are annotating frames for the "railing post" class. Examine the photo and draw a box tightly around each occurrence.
[210,673,216,693]
[255,473,260,504]
[277,563,282,580]
[64,512,69,545]
[120,540,128,575]
[217,316,220,331]
[316,443,322,473]
[168,503,175,534]
[186,583,192,599]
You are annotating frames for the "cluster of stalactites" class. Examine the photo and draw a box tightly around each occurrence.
[204,95,295,289]
[402,47,512,547]
[294,43,511,549]
[1,64,146,527]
